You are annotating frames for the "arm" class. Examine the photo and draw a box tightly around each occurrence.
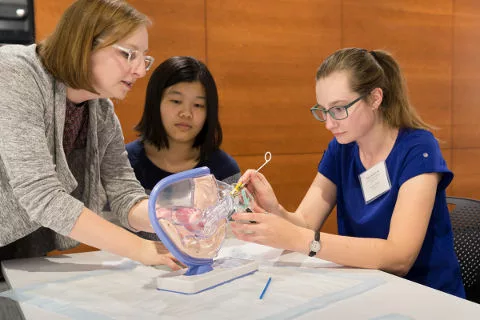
[239,170,336,230]
[97,103,152,232]
[232,172,439,276]
[309,173,438,275]
[286,172,337,230]
[69,207,180,269]
[0,54,85,235]
[127,198,152,232]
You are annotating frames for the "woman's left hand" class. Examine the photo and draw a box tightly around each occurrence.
[230,211,306,252]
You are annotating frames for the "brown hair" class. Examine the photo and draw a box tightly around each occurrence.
[37,0,150,93]
[316,48,432,131]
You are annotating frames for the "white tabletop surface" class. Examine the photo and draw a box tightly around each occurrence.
[2,238,480,319]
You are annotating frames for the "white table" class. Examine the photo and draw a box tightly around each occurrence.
[1,238,480,319]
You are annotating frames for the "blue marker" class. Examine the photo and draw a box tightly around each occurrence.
[259,277,272,300]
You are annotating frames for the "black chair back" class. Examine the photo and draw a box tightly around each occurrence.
[447,196,480,303]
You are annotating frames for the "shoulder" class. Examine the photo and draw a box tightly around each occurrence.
[209,149,239,167]
[398,128,437,145]
[125,139,144,165]
[394,129,452,188]
[0,44,38,69]
[0,44,53,95]
[396,129,441,157]
[206,149,240,177]
[126,139,144,155]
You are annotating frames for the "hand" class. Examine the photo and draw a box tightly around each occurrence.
[138,240,184,270]
[230,211,307,253]
[240,170,281,216]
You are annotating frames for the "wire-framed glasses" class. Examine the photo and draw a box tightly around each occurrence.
[111,44,155,71]
[310,95,366,121]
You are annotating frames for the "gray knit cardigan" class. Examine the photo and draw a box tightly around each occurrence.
[0,44,147,248]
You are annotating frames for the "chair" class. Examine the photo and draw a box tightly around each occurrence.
[447,196,480,303]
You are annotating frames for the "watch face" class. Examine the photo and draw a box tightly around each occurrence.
[310,240,321,252]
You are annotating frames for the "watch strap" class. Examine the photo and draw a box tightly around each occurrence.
[308,230,320,257]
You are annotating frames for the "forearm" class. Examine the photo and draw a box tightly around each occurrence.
[280,205,327,231]
[289,229,412,276]
[127,199,154,232]
[69,207,144,262]
[280,207,310,229]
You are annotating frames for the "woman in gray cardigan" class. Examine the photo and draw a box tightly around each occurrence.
[0,0,181,275]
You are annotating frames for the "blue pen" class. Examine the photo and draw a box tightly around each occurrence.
[259,277,272,300]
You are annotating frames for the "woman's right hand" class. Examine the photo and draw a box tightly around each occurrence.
[239,169,282,216]
[138,240,184,270]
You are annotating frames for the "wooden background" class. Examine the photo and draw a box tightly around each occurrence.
[34,0,480,245]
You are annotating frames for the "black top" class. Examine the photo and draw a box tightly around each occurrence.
[126,139,241,192]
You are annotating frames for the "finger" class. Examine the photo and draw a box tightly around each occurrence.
[244,182,257,196]
[238,169,257,184]
[251,201,266,213]
[230,221,260,236]
[231,212,266,223]
[231,227,257,242]
[168,253,187,268]
[231,227,245,239]
[164,257,182,270]
[170,255,186,268]
[249,171,269,187]
[236,231,266,245]
[161,254,185,270]
[254,171,270,185]
[231,213,256,223]
[232,229,249,241]
[244,173,271,196]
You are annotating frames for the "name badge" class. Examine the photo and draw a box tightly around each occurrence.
[359,161,391,204]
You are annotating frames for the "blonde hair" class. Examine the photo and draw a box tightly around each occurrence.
[37,0,150,93]
[316,48,432,131]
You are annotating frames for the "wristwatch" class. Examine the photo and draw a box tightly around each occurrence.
[308,230,321,257]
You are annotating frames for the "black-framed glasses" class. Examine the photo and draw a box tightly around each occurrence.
[111,44,155,71]
[310,95,366,122]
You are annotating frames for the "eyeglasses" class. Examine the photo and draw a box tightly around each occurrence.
[310,95,365,121]
[111,44,155,71]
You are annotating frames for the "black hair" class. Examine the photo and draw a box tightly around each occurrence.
[135,56,223,161]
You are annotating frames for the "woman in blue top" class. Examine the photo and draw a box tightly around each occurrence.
[230,48,465,298]
[126,56,240,194]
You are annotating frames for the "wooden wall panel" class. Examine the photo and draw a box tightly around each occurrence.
[236,153,337,234]
[33,0,71,42]
[452,1,480,149]
[343,0,453,146]
[451,149,480,198]
[206,0,342,156]
[115,0,206,144]
[451,1,480,199]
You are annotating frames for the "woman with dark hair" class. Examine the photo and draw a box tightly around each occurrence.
[126,56,240,194]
